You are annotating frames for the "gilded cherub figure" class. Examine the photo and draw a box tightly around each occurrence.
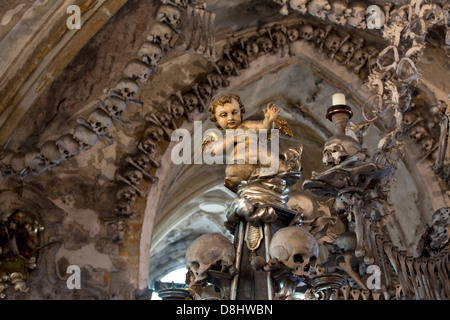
[203,92,294,191]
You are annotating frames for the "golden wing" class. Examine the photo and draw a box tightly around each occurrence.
[274,116,293,137]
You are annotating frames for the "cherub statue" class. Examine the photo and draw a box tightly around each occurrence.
[203,92,293,191]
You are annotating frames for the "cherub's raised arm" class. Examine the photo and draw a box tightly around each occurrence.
[241,103,280,131]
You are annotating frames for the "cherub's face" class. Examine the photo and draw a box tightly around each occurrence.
[215,99,241,129]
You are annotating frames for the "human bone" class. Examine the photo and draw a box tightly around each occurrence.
[256,35,273,54]
[114,78,140,101]
[322,134,363,166]
[286,190,314,219]
[289,0,309,14]
[116,185,138,204]
[216,58,236,77]
[11,152,27,176]
[231,49,249,69]
[147,21,174,49]
[269,226,319,278]
[182,91,199,112]
[137,41,163,70]
[299,24,314,40]
[327,0,350,25]
[185,233,236,283]
[87,108,113,136]
[307,0,332,20]
[113,201,134,216]
[168,95,185,119]
[347,2,367,29]
[323,32,342,54]
[286,27,299,42]
[102,96,127,121]
[244,39,259,57]
[156,4,181,28]
[40,140,62,169]
[122,59,152,84]
[123,168,144,186]
[55,133,80,160]
[24,148,46,176]
[144,123,165,142]
[73,124,98,151]
[272,30,287,50]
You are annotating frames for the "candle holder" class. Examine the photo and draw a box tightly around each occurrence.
[326,93,353,135]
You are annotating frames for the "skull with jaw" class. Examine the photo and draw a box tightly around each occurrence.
[87,108,112,136]
[300,24,314,40]
[138,41,163,71]
[256,35,273,54]
[103,96,127,120]
[73,124,98,151]
[269,226,319,279]
[156,4,181,28]
[322,134,363,166]
[40,140,62,169]
[56,134,80,160]
[122,59,152,85]
[147,22,174,50]
[186,233,236,284]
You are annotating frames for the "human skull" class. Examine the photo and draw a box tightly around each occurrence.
[307,0,332,20]
[327,0,349,25]
[197,83,212,101]
[324,33,342,53]
[429,207,450,250]
[185,233,236,284]
[420,137,435,154]
[56,133,80,160]
[349,48,369,71]
[217,58,235,77]
[11,152,27,176]
[244,39,259,57]
[206,72,224,90]
[290,0,309,14]
[269,226,319,278]
[312,26,326,44]
[286,27,299,42]
[24,148,46,175]
[132,152,152,171]
[144,123,165,142]
[113,201,133,216]
[409,125,428,142]
[103,96,127,120]
[87,108,112,136]
[40,140,62,168]
[287,190,314,219]
[115,78,140,100]
[347,2,367,29]
[231,49,249,69]
[123,168,143,186]
[148,22,174,48]
[182,92,199,112]
[138,41,163,70]
[122,59,152,84]
[256,35,273,54]
[73,124,98,151]
[335,231,357,252]
[272,30,287,49]
[300,24,314,40]
[339,40,356,59]
[156,4,181,27]
[322,134,363,166]
[168,96,185,119]
[116,185,137,204]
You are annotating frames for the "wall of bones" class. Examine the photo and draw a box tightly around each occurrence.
[0,0,449,299]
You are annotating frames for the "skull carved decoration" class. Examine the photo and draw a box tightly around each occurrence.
[269,226,319,278]
[186,233,236,284]
[322,134,363,166]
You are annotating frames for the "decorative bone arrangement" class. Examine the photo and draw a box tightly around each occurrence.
[176,93,450,301]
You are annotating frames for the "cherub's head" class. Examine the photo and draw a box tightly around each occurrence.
[209,92,245,130]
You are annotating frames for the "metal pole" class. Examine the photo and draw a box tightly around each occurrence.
[230,221,245,300]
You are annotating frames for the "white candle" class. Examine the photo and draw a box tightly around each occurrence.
[332,93,346,106]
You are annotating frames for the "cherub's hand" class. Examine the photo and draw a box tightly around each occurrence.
[263,103,280,123]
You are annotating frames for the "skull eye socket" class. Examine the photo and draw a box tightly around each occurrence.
[293,254,304,264]
[190,261,200,270]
